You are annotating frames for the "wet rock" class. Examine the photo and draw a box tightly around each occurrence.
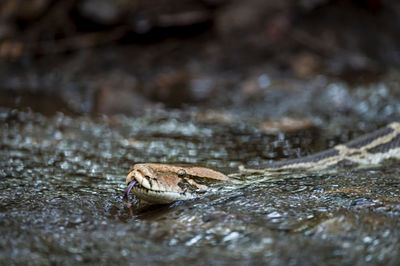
[127,2,213,37]
[0,40,24,59]
[354,0,384,11]
[298,0,330,11]
[320,82,353,113]
[0,22,16,41]
[257,117,315,134]
[240,74,269,98]
[1,108,400,265]
[216,3,260,35]
[77,0,121,25]
[202,211,237,223]
[149,70,193,107]
[323,186,369,197]
[157,11,212,28]
[192,110,234,124]
[264,14,290,42]
[312,216,354,237]
[216,1,290,36]
[0,0,51,20]
[291,52,321,80]
[94,72,150,115]
[95,86,149,115]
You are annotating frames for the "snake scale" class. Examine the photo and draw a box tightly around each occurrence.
[124,122,400,204]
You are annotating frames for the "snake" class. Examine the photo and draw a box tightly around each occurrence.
[124,122,400,204]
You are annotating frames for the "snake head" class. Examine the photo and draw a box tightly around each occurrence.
[125,163,228,204]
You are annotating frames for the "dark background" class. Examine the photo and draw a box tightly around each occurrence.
[0,0,399,116]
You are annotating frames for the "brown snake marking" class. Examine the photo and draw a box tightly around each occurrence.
[124,122,400,204]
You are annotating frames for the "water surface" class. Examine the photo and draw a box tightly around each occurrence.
[1,107,400,265]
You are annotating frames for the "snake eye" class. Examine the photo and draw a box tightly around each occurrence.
[177,169,186,178]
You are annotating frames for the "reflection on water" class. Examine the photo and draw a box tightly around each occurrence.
[1,107,400,265]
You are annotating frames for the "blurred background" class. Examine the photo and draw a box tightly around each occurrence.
[0,0,399,120]
[2,1,400,265]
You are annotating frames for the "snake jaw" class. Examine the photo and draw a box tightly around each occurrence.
[129,168,151,189]
[124,164,197,204]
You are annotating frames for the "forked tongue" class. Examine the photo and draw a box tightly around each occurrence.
[123,180,138,207]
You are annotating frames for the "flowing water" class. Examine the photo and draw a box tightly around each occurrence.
[1,79,400,265]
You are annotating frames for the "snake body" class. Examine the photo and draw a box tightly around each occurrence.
[124,122,400,204]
